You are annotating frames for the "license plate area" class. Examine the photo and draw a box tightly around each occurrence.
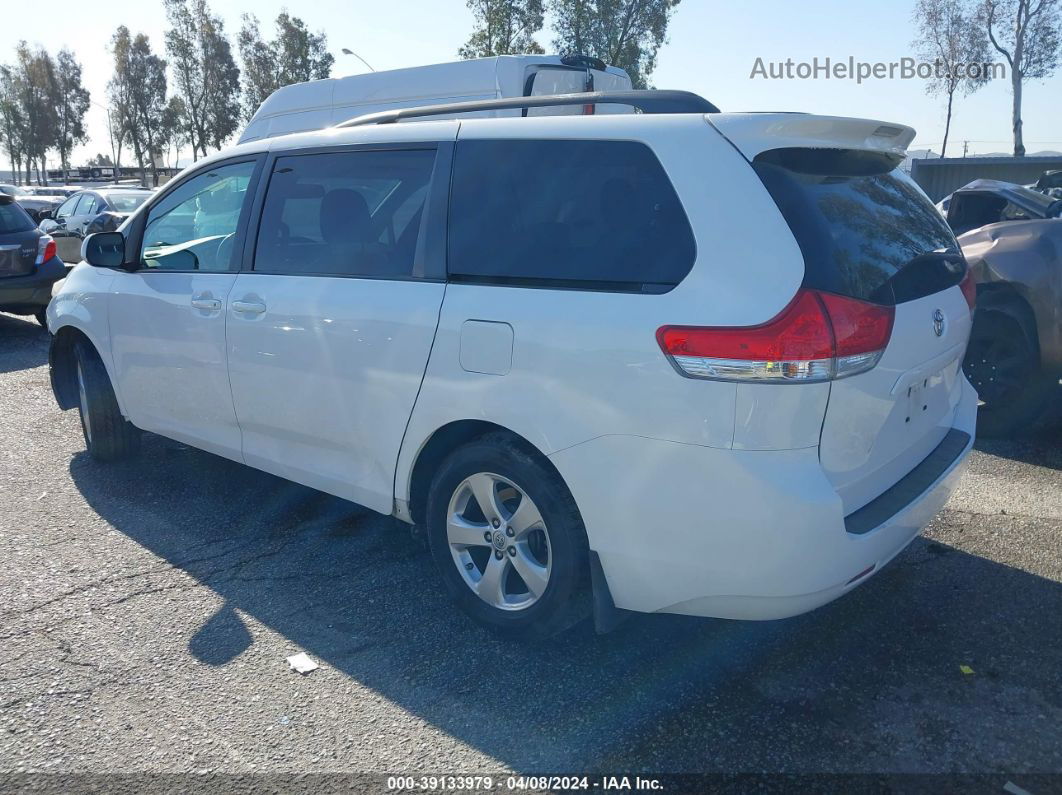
[904,367,948,433]
[0,245,31,277]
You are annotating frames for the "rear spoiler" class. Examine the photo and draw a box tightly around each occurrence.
[707,113,916,161]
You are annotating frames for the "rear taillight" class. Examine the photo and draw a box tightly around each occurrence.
[657,289,895,383]
[959,267,976,312]
[35,235,56,266]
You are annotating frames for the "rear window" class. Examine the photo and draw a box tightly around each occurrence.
[108,193,149,212]
[448,140,695,292]
[0,201,35,234]
[753,149,962,305]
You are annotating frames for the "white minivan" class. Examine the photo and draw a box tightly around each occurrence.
[48,89,977,639]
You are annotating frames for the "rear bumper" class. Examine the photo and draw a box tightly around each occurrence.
[0,257,65,311]
[550,375,977,620]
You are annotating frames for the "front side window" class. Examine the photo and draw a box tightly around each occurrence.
[55,196,79,220]
[448,140,696,291]
[140,161,256,271]
[74,194,99,217]
[253,149,436,278]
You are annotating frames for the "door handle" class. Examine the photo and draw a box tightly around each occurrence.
[191,297,222,311]
[232,300,266,315]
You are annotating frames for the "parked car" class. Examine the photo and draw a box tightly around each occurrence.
[943,180,1062,436]
[1034,169,1062,194]
[0,194,65,326]
[39,188,152,263]
[24,186,80,199]
[944,179,1061,234]
[49,89,976,639]
[0,183,64,223]
[240,54,634,143]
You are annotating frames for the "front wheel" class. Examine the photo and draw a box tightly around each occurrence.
[34,308,48,328]
[426,434,589,640]
[74,341,140,461]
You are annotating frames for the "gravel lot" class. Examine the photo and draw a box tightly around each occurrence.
[1,310,1060,782]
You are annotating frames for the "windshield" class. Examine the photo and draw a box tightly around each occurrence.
[0,201,36,233]
[0,184,27,197]
[107,193,150,212]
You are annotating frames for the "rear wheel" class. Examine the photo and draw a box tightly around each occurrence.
[964,312,1055,437]
[425,434,589,639]
[74,341,140,461]
[34,308,48,328]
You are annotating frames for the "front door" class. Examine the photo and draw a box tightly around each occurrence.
[65,193,100,260]
[225,144,449,513]
[46,195,81,262]
[108,158,262,460]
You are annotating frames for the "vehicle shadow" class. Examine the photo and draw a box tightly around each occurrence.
[0,312,49,374]
[974,421,1062,470]
[69,433,1062,773]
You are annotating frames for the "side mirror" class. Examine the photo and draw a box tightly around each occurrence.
[82,231,126,268]
[37,209,52,221]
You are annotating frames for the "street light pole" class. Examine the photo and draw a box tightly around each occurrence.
[341,48,376,73]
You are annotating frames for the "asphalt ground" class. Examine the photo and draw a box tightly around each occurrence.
[1,311,1060,790]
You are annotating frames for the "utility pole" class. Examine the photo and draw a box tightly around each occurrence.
[963,140,970,158]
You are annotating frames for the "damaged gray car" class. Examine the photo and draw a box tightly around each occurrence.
[944,180,1062,436]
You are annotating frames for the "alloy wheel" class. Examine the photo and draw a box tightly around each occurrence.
[446,472,551,611]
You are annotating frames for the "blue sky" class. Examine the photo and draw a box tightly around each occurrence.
[4,0,1062,163]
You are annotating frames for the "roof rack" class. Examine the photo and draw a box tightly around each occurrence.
[333,90,720,129]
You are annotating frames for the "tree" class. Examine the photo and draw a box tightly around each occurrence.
[104,106,125,184]
[109,27,168,186]
[108,28,140,181]
[548,0,680,88]
[200,12,242,151]
[159,95,188,168]
[12,43,59,184]
[237,12,334,120]
[460,0,545,58]
[164,0,241,161]
[980,0,1062,156]
[913,0,991,158]
[88,153,114,167]
[53,49,91,174]
[0,66,27,184]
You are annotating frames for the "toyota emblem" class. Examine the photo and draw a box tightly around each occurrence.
[932,309,945,337]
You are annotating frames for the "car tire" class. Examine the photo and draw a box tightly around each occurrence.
[34,308,48,328]
[963,312,1057,438]
[73,340,140,462]
[425,433,590,640]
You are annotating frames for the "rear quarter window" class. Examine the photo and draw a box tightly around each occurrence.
[108,194,150,213]
[448,139,695,292]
